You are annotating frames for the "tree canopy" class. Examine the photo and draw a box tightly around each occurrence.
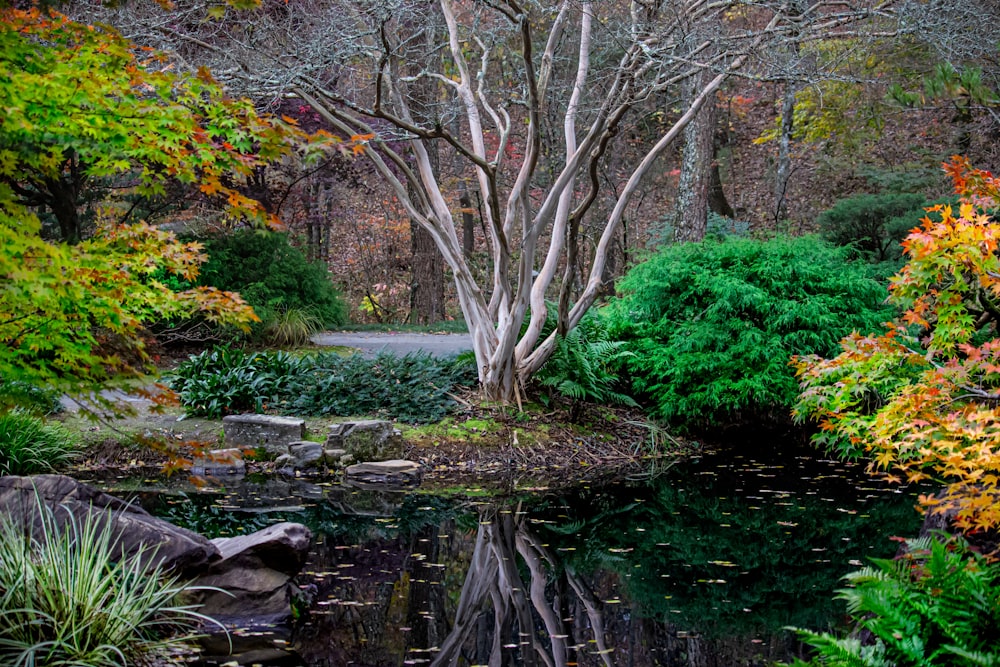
[0,8,335,391]
[794,157,1000,533]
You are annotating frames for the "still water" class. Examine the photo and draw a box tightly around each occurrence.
[129,443,922,666]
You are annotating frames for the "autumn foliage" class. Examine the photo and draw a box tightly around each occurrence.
[0,9,342,391]
[794,157,1000,533]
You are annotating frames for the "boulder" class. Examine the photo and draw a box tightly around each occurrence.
[1,476,316,629]
[190,447,246,476]
[326,420,402,462]
[223,414,305,455]
[345,459,422,485]
[288,441,325,469]
[0,475,218,576]
[187,522,313,625]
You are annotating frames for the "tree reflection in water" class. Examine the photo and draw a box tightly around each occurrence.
[432,506,615,667]
[150,447,924,666]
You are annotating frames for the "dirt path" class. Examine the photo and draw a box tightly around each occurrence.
[311,331,472,357]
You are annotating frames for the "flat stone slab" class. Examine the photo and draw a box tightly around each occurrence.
[345,459,422,485]
[190,448,245,476]
[223,414,305,454]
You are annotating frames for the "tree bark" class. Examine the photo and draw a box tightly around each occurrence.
[673,75,719,243]
[774,81,796,223]
[407,1,446,325]
[410,224,446,323]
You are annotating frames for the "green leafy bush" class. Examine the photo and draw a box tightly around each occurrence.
[0,502,211,666]
[786,535,1000,666]
[816,192,928,263]
[535,308,636,420]
[169,347,476,423]
[605,235,892,429]
[0,409,78,475]
[198,230,348,331]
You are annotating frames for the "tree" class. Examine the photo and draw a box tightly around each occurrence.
[0,8,328,390]
[794,157,1000,533]
[92,0,896,402]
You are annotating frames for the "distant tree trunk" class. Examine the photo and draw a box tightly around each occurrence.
[708,128,735,219]
[410,225,446,323]
[673,74,718,243]
[407,1,445,325]
[774,81,796,223]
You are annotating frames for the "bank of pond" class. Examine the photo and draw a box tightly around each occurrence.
[75,440,925,667]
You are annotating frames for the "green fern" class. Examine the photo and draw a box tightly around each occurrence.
[786,535,1000,666]
[534,308,636,420]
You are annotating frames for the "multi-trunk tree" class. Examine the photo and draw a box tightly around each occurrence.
[95,0,897,401]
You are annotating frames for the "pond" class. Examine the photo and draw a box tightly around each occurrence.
[88,442,924,666]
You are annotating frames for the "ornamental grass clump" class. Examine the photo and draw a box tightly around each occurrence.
[0,409,78,475]
[0,502,214,667]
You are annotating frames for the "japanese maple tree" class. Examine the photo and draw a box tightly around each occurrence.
[0,8,335,391]
[794,156,1000,533]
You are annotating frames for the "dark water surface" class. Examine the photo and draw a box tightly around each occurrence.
[108,444,923,666]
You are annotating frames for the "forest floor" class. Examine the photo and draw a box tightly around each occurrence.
[61,332,694,492]
[64,392,688,494]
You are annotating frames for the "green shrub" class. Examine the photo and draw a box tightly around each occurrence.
[535,308,636,420]
[198,230,348,330]
[816,192,928,263]
[0,502,212,666]
[605,235,892,429]
[0,409,78,475]
[169,347,477,423]
[785,535,1000,667]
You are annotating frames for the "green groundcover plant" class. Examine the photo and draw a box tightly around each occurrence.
[605,235,893,429]
[0,409,77,475]
[169,347,477,423]
[785,535,1000,666]
[0,502,214,667]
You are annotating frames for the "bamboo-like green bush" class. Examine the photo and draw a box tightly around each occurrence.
[605,235,892,429]
[0,409,78,475]
[0,502,214,666]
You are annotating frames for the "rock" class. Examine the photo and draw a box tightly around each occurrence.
[345,459,422,485]
[0,476,316,630]
[212,522,312,575]
[288,441,325,469]
[190,447,246,476]
[223,414,305,455]
[326,420,402,462]
[0,475,218,576]
[187,522,312,625]
[325,448,349,468]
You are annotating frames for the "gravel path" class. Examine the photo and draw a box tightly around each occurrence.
[310,331,473,357]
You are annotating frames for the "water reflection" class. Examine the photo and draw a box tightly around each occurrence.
[129,446,922,666]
